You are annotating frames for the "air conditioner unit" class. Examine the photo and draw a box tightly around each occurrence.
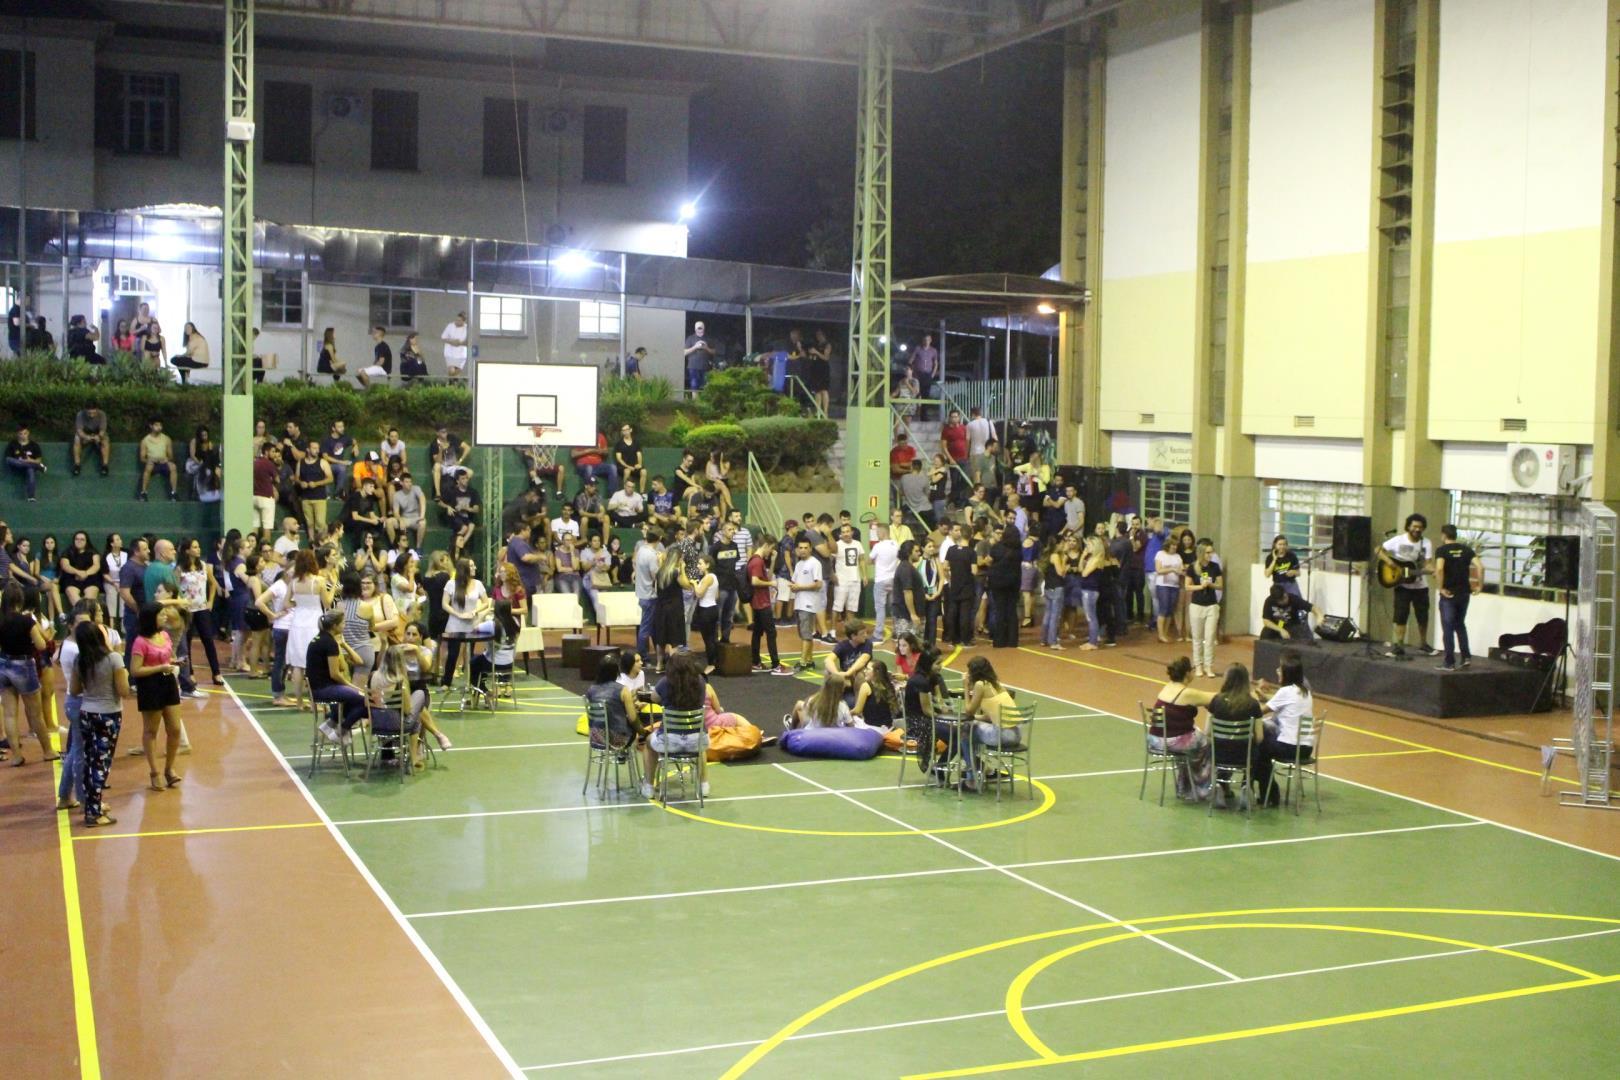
[323,93,366,122]
[1506,443,1576,495]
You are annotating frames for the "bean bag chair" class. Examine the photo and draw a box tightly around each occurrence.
[781,725,885,761]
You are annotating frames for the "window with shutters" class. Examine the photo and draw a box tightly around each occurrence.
[371,89,419,171]
[1261,481,1365,572]
[263,81,313,165]
[1449,491,1580,601]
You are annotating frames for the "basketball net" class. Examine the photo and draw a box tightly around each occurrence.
[529,424,560,443]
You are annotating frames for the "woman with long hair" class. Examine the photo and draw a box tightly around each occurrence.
[59,531,102,608]
[788,671,852,732]
[33,536,64,620]
[851,660,899,729]
[1174,529,1198,642]
[176,537,222,684]
[170,321,210,382]
[1019,522,1041,627]
[690,552,720,674]
[642,650,710,797]
[391,550,424,627]
[102,532,127,624]
[439,557,488,688]
[367,644,426,770]
[130,602,184,790]
[962,656,1022,785]
[1206,662,1267,809]
[1151,656,1215,801]
[283,548,329,709]
[1258,650,1317,795]
[353,531,387,579]
[1040,537,1069,650]
[1264,534,1302,600]
[421,550,454,650]
[0,583,56,767]
[111,318,134,354]
[335,571,378,684]
[71,619,130,827]
[1077,535,1108,652]
[469,598,519,697]
[651,544,689,673]
[239,553,271,677]
[920,538,944,646]
[398,623,450,749]
[225,535,256,672]
[315,326,348,384]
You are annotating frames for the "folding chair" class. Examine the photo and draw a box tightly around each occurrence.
[363,689,414,783]
[651,707,706,807]
[1268,709,1326,815]
[1208,711,1260,817]
[308,695,357,780]
[582,700,642,799]
[1138,701,1197,806]
[980,702,1034,802]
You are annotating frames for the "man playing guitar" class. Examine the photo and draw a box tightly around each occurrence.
[1378,513,1435,653]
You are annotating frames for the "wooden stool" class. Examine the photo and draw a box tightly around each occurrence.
[580,644,619,681]
[716,641,754,677]
[561,634,589,668]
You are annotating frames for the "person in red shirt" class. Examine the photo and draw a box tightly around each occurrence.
[252,444,281,540]
[889,431,918,480]
[571,430,619,491]
[747,535,790,674]
[940,409,969,465]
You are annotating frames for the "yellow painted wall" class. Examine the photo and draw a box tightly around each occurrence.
[1098,271,1198,431]
[1429,227,1600,444]
[1240,252,1370,438]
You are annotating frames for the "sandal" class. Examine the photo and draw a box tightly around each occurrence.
[149,771,165,792]
[84,814,117,828]
[165,771,183,788]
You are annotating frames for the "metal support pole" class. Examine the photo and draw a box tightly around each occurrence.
[938,318,947,385]
[617,251,628,376]
[482,445,504,577]
[59,223,68,359]
[16,25,27,344]
[844,19,893,524]
[299,269,310,377]
[221,0,256,533]
[744,305,753,354]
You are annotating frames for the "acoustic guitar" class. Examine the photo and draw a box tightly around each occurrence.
[1376,556,1422,589]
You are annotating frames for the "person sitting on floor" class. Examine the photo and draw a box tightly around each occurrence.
[850,660,899,730]
[1260,583,1316,643]
[1149,656,1214,801]
[786,671,854,734]
[823,618,873,681]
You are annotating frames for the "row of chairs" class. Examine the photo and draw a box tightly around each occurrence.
[582,704,706,804]
[1138,702,1325,815]
[307,683,442,784]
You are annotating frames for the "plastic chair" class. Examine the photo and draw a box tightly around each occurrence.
[582,700,642,798]
[1138,701,1197,806]
[1208,709,1260,817]
[1268,710,1326,815]
[308,696,354,780]
[652,707,706,807]
[979,702,1034,801]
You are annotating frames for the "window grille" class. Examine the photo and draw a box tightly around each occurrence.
[478,295,525,335]
[1261,481,1365,571]
[1142,475,1192,530]
[368,288,414,330]
[1449,491,1580,601]
[261,272,303,327]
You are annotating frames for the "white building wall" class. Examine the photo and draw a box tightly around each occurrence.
[0,31,97,211]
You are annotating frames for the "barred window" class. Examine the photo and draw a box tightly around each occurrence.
[578,300,620,339]
[368,288,414,330]
[1261,480,1366,571]
[1141,475,1191,530]
[1449,491,1580,601]
[262,272,303,327]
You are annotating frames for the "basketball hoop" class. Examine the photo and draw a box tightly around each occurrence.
[530,424,560,443]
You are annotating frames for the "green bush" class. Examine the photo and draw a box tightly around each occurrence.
[253,383,472,441]
[683,422,748,460]
[738,416,838,471]
[692,366,796,422]
[666,410,699,448]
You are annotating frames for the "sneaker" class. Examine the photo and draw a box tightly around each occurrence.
[1460,658,1472,669]
[1418,643,1436,655]
[793,662,811,673]
[136,491,148,502]
[435,732,452,750]
[188,689,207,699]
[700,781,710,797]
[99,466,109,477]
[1434,662,1455,671]
[770,665,794,676]
[168,491,178,502]
[752,664,769,673]
[319,721,339,744]
[71,464,81,477]
[819,633,838,644]
[639,781,654,799]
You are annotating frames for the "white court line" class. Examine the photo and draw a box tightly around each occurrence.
[405,820,1481,920]
[284,740,579,761]
[774,764,1244,983]
[517,925,1620,1072]
[222,685,526,1078]
[329,766,1145,827]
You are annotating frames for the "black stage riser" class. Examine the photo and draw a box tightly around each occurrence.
[1251,638,1550,719]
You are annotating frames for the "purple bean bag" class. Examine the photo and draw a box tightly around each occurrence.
[781,725,885,760]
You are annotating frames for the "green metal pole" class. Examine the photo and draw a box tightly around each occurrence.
[221,0,255,533]
[844,19,893,526]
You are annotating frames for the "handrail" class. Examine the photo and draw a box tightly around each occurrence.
[785,374,827,419]
[890,402,975,501]
[745,451,786,540]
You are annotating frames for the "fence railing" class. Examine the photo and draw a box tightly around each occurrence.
[939,375,1058,422]
[786,374,828,419]
[745,451,786,540]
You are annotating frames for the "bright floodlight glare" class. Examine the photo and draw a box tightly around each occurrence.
[554,249,592,275]
[899,343,909,352]
[1036,301,1057,315]
[679,200,698,222]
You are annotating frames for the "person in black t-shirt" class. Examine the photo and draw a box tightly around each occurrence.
[1264,535,1303,599]
[708,522,743,640]
[943,525,977,645]
[5,425,47,501]
[343,477,385,551]
[67,315,106,365]
[1433,524,1482,670]
[359,325,393,388]
[1260,584,1314,642]
[892,541,927,638]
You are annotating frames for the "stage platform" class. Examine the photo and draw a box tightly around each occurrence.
[1251,637,1550,719]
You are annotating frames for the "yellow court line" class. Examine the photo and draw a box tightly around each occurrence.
[914,974,1620,1077]
[718,905,1620,1078]
[1323,749,1437,761]
[51,759,102,1079]
[1017,646,1576,785]
[73,821,326,842]
[1002,921,1599,1061]
[656,777,1057,837]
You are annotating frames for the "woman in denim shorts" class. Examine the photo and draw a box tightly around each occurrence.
[0,583,57,767]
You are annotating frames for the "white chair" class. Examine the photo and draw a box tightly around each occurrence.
[514,625,547,678]
[532,593,586,675]
[595,590,642,646]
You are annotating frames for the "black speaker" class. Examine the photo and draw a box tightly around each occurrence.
[1331,515,1373,562]
[1543,536,1580,591]
[1318,614,1358,643]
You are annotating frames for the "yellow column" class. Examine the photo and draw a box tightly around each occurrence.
[1595,0,1620,501]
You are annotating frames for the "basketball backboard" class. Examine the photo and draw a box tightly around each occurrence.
[472,361,600,447]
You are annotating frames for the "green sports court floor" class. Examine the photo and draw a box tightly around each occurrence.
[236,664,1620,1077]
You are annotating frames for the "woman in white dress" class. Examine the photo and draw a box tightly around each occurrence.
[283,549,331,709]
[102,533,128,623]
[438,557,488,689]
